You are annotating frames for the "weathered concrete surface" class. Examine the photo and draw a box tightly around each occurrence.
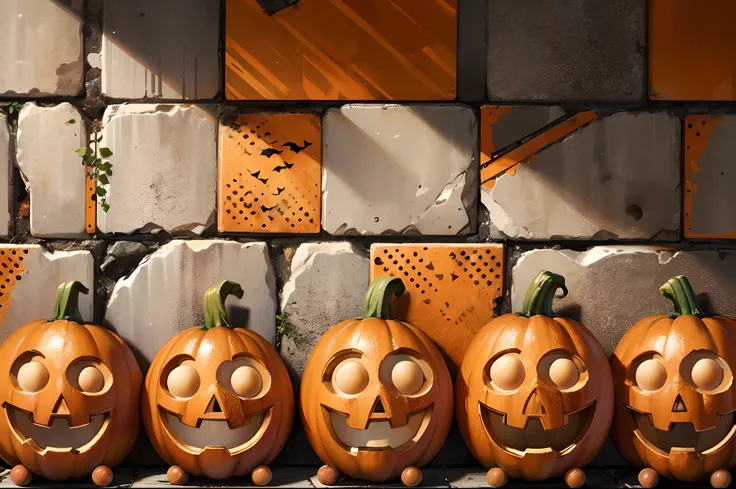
[457,0,487,102]
[16,103,87,238]
[484,106,565,154]
[280,242,368,378]
[0,115,9,237]
[487,0,645,102]
[105,240,276,371]
[484,112,680,240]
[102,0,220,99]
[323,105,478,236]
[0,0,84,96]
[98,105,217,235]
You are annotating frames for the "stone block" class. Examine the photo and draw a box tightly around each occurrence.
[323,105,477,236]
[16,103,87,238]
[482,112,681,240]
[105,240,276,371]
[102,0,220,99]
[98,105,217,235]
[487,0,645,102]
[219,113,321,233]
[0,0,83,96]
[0,114,9,237]
[457,0,487,101]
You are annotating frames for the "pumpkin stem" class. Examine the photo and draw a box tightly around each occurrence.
[361,276,406,319]
[520,270,568,317]
[660,275,703,317]
[203,280,244,330]
[49,281,89,323]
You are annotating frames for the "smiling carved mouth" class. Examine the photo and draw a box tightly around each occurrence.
[481,402,595,456]
[6,405,110,453]
[628,408,736,455]
[324,406,433,454]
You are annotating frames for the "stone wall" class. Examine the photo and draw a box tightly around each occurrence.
[1,0,736,471]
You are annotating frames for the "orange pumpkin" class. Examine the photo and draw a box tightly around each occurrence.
[611,276,736,488]
[301,276,453,486]
[142,280,294,485]
[456,271,613,488]
[0,281,142,487]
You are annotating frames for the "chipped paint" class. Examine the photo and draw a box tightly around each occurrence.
[85,170,95,234]
[480,106,514,160]
[0,247,32,327]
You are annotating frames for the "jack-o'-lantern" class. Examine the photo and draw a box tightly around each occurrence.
[0,281,142,487]
[301,276,453,487]
[611,276,736,489]
[456,271,613,488]
[142,280,294,486]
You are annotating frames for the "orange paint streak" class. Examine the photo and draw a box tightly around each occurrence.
[0,246,32,327]
[480,105,514,164]
[85,169,95,234]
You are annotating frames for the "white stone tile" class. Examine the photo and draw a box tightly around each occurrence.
[322,105,477,236]
[0,114,9,237]
[105,240,276,371]
[97,104,217,235]
[16,103,87,238]
[102,0,220,100]
[0,0,83,96]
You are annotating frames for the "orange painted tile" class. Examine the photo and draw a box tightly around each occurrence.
[480,106,514,164]
[650,0,736,100]
[225,0,457,100]
[85,170,95,234]
[370,243,504,372]
[219,113,321,233]
[0,247,32,326]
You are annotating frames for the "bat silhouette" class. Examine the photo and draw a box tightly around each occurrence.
[260,148,283,158]
[273,161,295,172]
[282,140,312,153]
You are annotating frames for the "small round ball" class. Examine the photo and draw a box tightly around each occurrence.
[167,465,189,485]
[334,361,368,395]
[401,466,422,487]
[252,465,272,486]
[692,358,723,391]
[711,469,732,489]
[10,465,31,486]
[167,365,200,399]
[232,365,262,398]
[79,366,105,393]
[490,355,524,391]
[636,359,667,392]
[638,468,659,488]
[550,358,579,390]
[317,465,339,485]
[92,465,113,487]
[486,468,507,488]
[392,361,424,395]
[564,468,585,488]
[17,361,49,393]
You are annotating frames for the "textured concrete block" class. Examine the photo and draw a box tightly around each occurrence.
[0,245,93,343]
[482,112,681,240]
[487,0,645,102]
[226,0,456,100]
[105,240,276,371]
[102,0,220,99]
[323,105,478,236]
[512,247,736,357]
[0,0,83,96]
[16,103,87,238]
[0,115,9,237]
[457,0,487,101]
[280,242,368,378]
[370,243,504,372]
[219,113,321,233]
[684,115,736,238]
[98,105,217,235]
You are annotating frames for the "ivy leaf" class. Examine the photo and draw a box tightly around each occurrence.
[101,202,110,213]
[83,154,96,165]
[106,170,113,176]
[99,147,113,158]
[95,187,107,197]
[8,106,13,115]
[99,162,112,171]
[96,134,103,142]
[65,119,76,126]
[75,147,90,157]
[98,174,109,185]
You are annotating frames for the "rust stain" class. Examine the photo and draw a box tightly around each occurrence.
[85,169,95,234]
[225,0,457,100]
[0,247,31,327]
[480,106,514,164]
[650,0,736,100]
[480,111,598,189]
[219,113,321,233]
[683,114,725,238]
[370,244,504,373]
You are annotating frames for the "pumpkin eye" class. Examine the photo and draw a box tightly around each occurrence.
[16,361,49,393]
[333,360,369,396]
[167,365,200,399]
[691,358,723,391]
[392,360,424,395]
[549,357,579,390]
[489,354,524,391]
[231,365,262,398]
[78,366,104,393]
[635,358,667,392]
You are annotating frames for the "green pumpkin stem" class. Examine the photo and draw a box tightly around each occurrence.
[203,280,244,330]
[520,270,568,317]
[361,276,406,319]
[49,281,89,323]
[660,275,703,317]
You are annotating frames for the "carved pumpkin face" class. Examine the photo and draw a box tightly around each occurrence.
[611,276,736,483]
[301,277,453,482]
[456,271,614,481]
[142,281,294,481]
[0,282,142,482]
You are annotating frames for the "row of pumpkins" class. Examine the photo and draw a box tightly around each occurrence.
[0,272,732,488]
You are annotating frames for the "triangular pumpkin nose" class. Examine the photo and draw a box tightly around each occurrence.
[672,394,687,412]
[53,396,70,415]
[523,390,546,415]
[372,399,386,414]
[205,395,222,414]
